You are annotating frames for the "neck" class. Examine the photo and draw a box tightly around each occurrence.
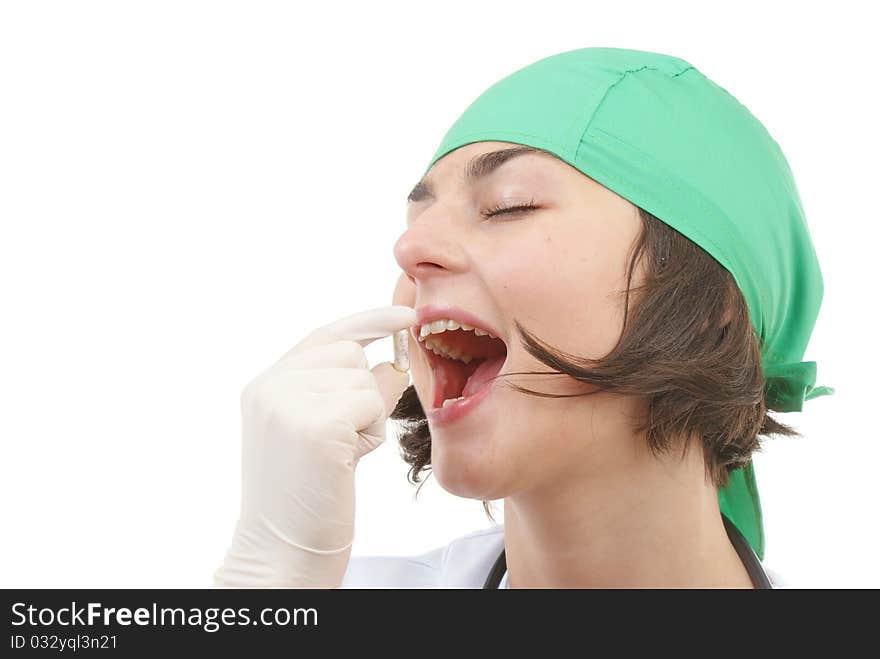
[502,441,754,589]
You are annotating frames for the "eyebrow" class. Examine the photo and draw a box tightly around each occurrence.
[406,145,545,204]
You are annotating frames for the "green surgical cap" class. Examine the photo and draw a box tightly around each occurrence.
[422,47,835,561]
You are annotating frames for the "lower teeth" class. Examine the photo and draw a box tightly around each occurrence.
[441,395,467,408]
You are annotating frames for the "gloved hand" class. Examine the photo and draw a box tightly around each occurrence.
[213,305,417,588]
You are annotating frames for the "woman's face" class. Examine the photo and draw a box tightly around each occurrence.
[393,141,647,501]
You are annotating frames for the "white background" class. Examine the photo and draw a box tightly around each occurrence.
[1,1,876,588]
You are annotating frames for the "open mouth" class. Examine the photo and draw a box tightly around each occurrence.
[417,319,508,409]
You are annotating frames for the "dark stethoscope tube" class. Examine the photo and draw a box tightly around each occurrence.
[482,513,773,589]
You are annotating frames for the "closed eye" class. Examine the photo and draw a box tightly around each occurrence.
[480,199,541,219]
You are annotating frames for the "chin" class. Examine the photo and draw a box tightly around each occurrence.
[431,447,507,501]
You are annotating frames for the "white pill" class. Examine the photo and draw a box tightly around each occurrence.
[392,329,410,373]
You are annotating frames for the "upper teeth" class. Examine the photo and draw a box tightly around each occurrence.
[418,319,497,340]
[417,319,498,365]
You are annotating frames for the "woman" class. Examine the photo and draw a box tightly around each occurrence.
[213,47,833,588]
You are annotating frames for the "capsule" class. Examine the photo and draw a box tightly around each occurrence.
[392,329,410,373]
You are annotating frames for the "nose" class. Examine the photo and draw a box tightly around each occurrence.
[393,210,469,286]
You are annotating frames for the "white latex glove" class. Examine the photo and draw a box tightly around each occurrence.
[213,305,416,588]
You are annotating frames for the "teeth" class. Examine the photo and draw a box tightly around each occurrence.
[418,318,497,340]
[417,318,500,365]
[424,337,473,364]
[441,396,467,408]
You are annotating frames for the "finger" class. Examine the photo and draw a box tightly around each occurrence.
[350,362,412,461]
[286,305,417,358]
[333,388,387,435]
[371,361,410,417]
[263,367,380,396]
[274,340,368,371]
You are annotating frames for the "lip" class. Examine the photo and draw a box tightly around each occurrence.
[426,373,498,426]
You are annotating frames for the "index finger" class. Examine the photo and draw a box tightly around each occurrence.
[293,305,417,354]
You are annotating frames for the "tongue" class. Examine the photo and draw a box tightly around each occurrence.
[461,355,505,398]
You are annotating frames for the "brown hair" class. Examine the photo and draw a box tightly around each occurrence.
[390,205,801,521]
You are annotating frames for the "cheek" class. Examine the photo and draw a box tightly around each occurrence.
[493,234,626,366]
[392,273,415,306]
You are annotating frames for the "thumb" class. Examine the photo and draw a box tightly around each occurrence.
[370,361,411,417]
[352,361,411,462]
